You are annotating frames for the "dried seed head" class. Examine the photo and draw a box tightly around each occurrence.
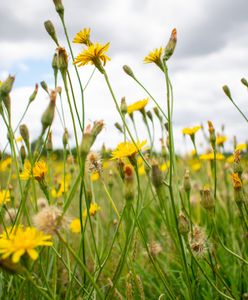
[4,208,18,223]
[149,241,162,257]
[86,152,102,174]
[189,225,208,257]
[200,186,215,211]
[37,197,49,210]
[178,212,190,235]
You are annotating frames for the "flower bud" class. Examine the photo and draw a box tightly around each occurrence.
[200,187,215,211]
[62,128,69,147]
[41,91,57,135]
[57,47,68,76]
[53,0,64,18]
[241,78,248,88]
[222,85,232,101]
[151,161,164,188]
[146,110,153,122]
[120,97,127,114]
[46,132,53,152]
[208,121,216,149]
[29,84,38,103]
[40,81,49,94]
[19,124,29,147]
[183,169,191,193]
[20,145,26,164]
[178,212,190,235]
[0,75,15,98]
[163,28,177,61]
[124,164,135,201]
[44,20,59,45]
[123,65,135,78]
[114,122,123,133]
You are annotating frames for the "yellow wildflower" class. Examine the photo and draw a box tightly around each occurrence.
[70,219,81,233]
[74,42,110,67]
[144,47,163,67]
[0,190,11,205]
[83,202,101,218]
[199,152,225,161]
[160,161,169,172]
[72,28,91,45]
[20,160,48,181]
[127,98,149,114]
[0,157,12,172]
[51,175,70,198]
[226,155,234,164]
[91,172,100,181]
[191,162,201,171]
[216,135,227,146]
[231,173,242,189]
[182,126,201,136]
[138,165,145,176]
[15,136,23,143]
[0,226,52,263]
[111,140,147,160]
[236,143,247,151]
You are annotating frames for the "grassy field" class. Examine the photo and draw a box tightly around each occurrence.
[0,1,247,299]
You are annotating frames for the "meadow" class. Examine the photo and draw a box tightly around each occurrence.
[0,0,247,299]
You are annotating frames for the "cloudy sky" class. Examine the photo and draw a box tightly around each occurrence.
[1,0,248,153]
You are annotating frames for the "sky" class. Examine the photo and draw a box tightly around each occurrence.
[1,0,248,153]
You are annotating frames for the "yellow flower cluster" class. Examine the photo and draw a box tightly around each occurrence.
[199,152,225,161]
[0,226,52,263]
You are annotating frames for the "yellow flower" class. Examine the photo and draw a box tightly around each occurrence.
[70,219,81,233]
[138,165,145,176]
[199,152,225,161]
[182,126,201,136]
[111,140,147,160]
[226,155,234,164]
[74,42,110,67]
[191,162,201,171]
[160,161,170,172]
[51,175,70,198]
[20,160,48,181]
[15,136,23,143]
[0,190,11,205]
[144,47,163,66]
[0,157,12,172]
[0,226,52,263]
[216,135,227,146]
[91,172,100,181]
[83,203,101,218]
[231,173,242,189]
[127,98,149,114]
[236,143,247,151]
[72,28,91,45]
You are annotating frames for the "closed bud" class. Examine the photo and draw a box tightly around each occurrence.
[153,106,162,122]
[46,132,53,152]
[3,95,11,116]
[57,47,68,77]
[124,164,135,201]
[183,169,191,192]
[178,213,190,235]
[19,124,29,147]
[241,78,248,88]
[29,84,39,103]
[120,97,127,114]
[146,110,153,122]
[151,161,164,188]
[200,187,215,211]
[53,0,64,18]
[0,75,15,98]
[62,128,69,147]
[163,28,177,61]
[41,91,57,134]
[208,121,216,148]
[44,20,59,45]
[123,65,135,78]
[114,122,123,133]
[222,85,232,101]
[40,81,49,94]
[20,145,26,163]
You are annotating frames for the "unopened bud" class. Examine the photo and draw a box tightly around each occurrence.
[200,187,215,211]
[208,121,216,149]
[62,128,69,147]
[41,91,57,134]
[163,28,177,61]
[0,75,15,98]
[44,20,59,45]
[20,145,26,163]
[146,110,153,122]
[241,78,248,88]
[222,85,232,101]
[40,81,49,94]
[29,84,39,103]
[124,164,135,201]
[57,47,68,77]
[53,0,64,18]
[183,169,191,192]
[19,124,29,147]
[151,162,164,188]
[178,213,190,235]
[120,97,127,114]
[123,65,135,78]
[46,132,53,152]
[114,122,123,133]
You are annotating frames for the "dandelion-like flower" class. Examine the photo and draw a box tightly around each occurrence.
[0,226,52,263]
[83,202,101,218]
[33,206,65,235]
[144,47,163,69]
[182,126,201,136]
[72,28,91,45]
[127,98,149,114]
[70,218,81,233]
[199,152,225,161]
[111,140,147,160]
[0,189,10,206]
[216,135,227,146]
[20,160,48,182]
[74,42,110,70]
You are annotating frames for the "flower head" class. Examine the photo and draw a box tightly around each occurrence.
[199,152,225,161]
[182,126,201,136]
[20,160,48,182]
[0,190,11,206]
[144,47,163,69]
[70,218,81,233]
[74,42,110,71]
[111,140,147,160]
[216,135,227,146]
[127,98,149,114]
[0,226,52,263]
[83,202,101,218]
[232,173,242,189]
[73,28,91,45]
